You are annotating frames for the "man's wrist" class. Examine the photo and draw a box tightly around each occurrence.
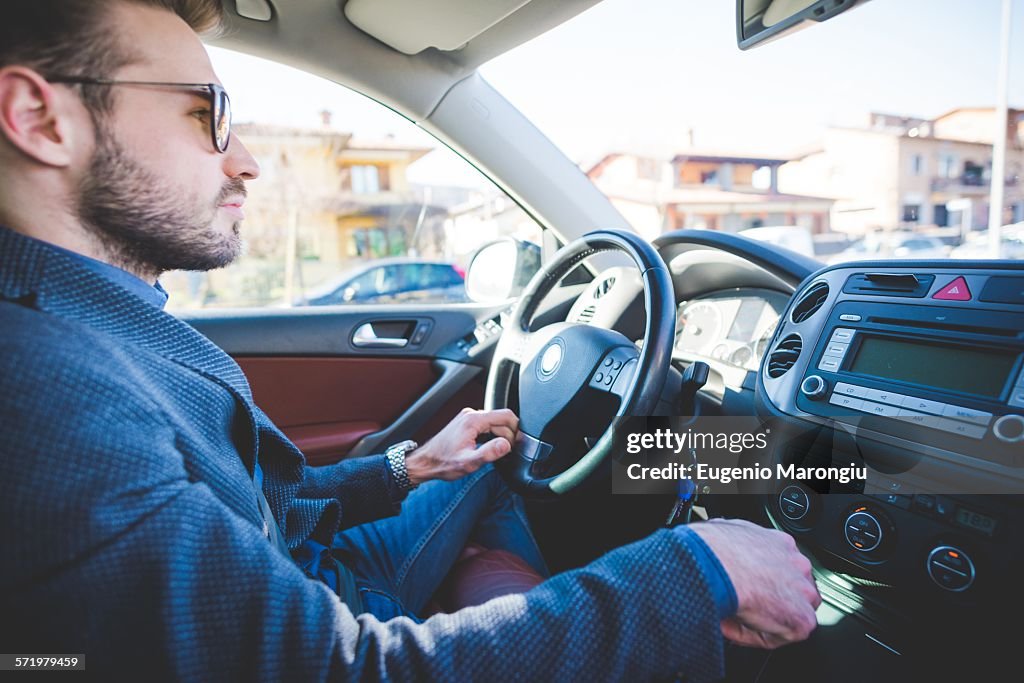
[384,440,419,492]
[673,526,739,619]
[404,444,430,486]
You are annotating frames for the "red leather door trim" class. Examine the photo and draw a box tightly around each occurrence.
[285,422,380,467]
[237,357,438,461]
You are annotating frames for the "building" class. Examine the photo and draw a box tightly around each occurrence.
[778,108,1024,235]
[586,152,834,239]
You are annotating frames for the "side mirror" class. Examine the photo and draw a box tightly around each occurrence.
[737,0,870,50]
[465,238,542,303]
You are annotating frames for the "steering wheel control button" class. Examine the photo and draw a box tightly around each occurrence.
[590,348,637,392]
[927,546,975,592]
[779,486,810,521]
[932,276,972,301]
[993,414,1024,443]
[800,375,828,400]
[845,511,883,552]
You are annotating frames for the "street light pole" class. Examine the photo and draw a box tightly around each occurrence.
[988,0,1013,258]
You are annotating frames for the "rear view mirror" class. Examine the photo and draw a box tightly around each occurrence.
[737,0,870,50]
[465,238,542,303]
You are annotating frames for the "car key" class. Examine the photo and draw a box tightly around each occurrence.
[666,476,697,526]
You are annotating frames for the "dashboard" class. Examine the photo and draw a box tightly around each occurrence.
[674,289,788,372]
[757,261,1024,651]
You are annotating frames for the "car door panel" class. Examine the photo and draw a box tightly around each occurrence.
[184,306,504,464]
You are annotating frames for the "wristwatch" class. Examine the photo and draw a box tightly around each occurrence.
[384,440,419,492]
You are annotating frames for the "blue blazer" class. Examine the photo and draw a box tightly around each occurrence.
[0,226,726,681]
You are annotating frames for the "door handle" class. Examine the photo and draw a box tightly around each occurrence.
[353,322,410,348]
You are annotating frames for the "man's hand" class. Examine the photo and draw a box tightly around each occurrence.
[690,518,821,649]
[404,408,519,485]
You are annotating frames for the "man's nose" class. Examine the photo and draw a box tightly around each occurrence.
[224,134,260,180]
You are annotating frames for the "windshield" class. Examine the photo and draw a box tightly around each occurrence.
[479,0,1024,264]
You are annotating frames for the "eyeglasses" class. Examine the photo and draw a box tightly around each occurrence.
[46,77,232,153]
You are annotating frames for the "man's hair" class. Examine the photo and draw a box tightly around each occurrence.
[0,0,224,116]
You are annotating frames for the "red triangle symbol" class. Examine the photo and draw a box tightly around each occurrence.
[932,276,972,301]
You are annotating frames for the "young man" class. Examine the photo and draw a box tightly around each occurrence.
[0,1,820,679]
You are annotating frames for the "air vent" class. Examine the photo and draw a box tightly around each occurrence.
[576,305,596,324]
[767,334,802,378]
[791,282,830,323]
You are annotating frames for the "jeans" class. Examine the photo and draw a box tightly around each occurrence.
[331,464,549,621]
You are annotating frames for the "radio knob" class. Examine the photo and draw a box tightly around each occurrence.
[993,414,1024,443]
[800,375,829,400]
[844,510,882,552]
[927,546,975,592]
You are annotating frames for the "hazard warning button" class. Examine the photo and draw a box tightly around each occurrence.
[932,276,972,301]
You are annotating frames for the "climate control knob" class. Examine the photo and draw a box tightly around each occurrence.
[993,414,1024,443]
[844,510,882,552]
[927,546,975,592]
[800,375,829,400]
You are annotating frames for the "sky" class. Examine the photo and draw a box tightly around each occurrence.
[209,0,1024,175]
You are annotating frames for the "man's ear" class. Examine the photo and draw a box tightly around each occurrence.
[0,67,82,167]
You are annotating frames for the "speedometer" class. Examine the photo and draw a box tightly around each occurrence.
[676,301,722,355]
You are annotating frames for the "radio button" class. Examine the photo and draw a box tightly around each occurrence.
[861,400,900,418]
[900,395,947,415]
[993,414,1024,443]
[830,394,864,411]
[830,328,855,341]
[838,314,862,322]
[927,546,975,592]
[818,357,841,372]
[834,382,869,398]
[933,419,987,440]
[941,404,993,426]
[863,388,907,406]
[825,342,849,356]
[895,409,942,428]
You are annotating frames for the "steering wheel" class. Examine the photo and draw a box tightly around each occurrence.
[484,230,676,498]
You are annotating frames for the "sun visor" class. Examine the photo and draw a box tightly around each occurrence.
[344,0,533,55]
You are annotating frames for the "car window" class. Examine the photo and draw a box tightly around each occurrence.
[480,0,1023,264]
[162,51,543,311]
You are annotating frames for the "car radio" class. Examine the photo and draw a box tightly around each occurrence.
[795,299,1024,467]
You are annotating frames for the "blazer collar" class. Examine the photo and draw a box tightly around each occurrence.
[0,226,253,403]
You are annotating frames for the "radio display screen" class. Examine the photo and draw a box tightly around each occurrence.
[848,336,1016,399]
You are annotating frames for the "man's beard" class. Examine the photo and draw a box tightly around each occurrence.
[76,126,246,278]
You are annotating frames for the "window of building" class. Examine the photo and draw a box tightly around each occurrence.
[911,154,924,176]
[938,154,957,179]
[902,204,920,222]
[350,165,382,194]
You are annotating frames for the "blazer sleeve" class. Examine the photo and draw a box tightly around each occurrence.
[299,454,407,529]
[1,332,728,681]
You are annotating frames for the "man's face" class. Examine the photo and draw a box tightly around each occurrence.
[75,3,260,275]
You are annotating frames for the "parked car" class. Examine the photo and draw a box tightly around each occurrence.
[827,231,950,263]
[950,227,1024,260]
[297,258,467,305]
[738,225,816,258]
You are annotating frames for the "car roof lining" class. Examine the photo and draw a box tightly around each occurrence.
[214,0,604,121]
